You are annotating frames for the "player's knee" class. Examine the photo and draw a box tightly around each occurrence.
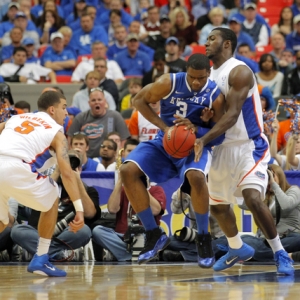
[120,162,140,181]
[243,190,262,212]
[186,170,205,187]
[210,204,230,217]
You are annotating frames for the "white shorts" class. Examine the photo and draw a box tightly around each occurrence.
[0,157,59,225]
[208,139,270,205]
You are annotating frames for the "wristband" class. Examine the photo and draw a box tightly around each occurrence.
[73,199,84,212]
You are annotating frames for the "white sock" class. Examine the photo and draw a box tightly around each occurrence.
[227,233,243,249]
[266,235,284,253]
[37,237,51,256]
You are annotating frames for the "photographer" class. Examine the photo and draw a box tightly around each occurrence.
[92,139,166,261]
[11,150,101,261]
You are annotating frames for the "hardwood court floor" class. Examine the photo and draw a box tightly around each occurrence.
[0,262,300,300]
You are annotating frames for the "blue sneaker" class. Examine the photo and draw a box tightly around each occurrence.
[27,254,67,277]
[138,227,170,264]
[195,233,215,268]
[213,243,254,272]
[274,250,294,276]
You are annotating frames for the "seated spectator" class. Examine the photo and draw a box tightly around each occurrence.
[72,71,116,112]
[121,77,142,112]
[92,139,166,262]
[165,36,187,73]
[169,7,197,46]
[107,9,124,45]
[290,0,300,19]
[107,131,122,154]
[128,20,148,42]
[1,27,23,63]
[69,5,98,32]
[58,26,76,56]
[41,32,76,76]
[37,9,65,44]
[23,37,39,64]
[278,48,295,76]
[0,46,56,84]
[269,33,286,63]
[131,0,150,22]
[255,54,284,98]
[285,15,300,54]
[282,50,300,96]
[71,41,125,84]
[257,84,275,112]
[271,6,293,38]
[93,138,117,171]
[160,0,192,21]
[70,133,103,172]
[144,6,160,36]
[241,2,269,47]
[199,7,227,45]
[80,58,119,107]
[286,134,300,170]
[65,0,87,26]
[192,0,226,21]
[14,100,31,113]
[2,12,40,50]
[236,43,258,73]
[69,13,108,56]
[31,0,65,20]
[114,33,152,77]
[67,87,130,158]
[11,150,101,262]
[19,0,37,24]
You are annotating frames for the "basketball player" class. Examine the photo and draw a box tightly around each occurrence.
[194,28,294,275]
[0,91,84,277]
[120,54,225,267]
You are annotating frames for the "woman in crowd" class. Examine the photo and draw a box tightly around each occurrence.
[271,6,293,37]
[65,0,87,25]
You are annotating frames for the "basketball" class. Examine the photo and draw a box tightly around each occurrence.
[163,125,196,158]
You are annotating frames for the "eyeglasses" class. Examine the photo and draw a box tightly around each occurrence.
[73,131,86,136]
[90,87,104,94]
[100,144,115,150]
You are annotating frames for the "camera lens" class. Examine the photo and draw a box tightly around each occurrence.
[69,156,80,170]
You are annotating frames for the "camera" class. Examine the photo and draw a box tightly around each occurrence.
[53,211,75,236]
[175,226,197,242]
[69,153,81,171]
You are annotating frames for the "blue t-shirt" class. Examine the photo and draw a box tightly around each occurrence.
[26,56,39,64]
[1,44,14,61]
[115,50,152,76]
[286,31,300,54]
[70,26,109,55]
[30,4,65,18]
[0,20,37,38]
[107,43,155,60]
[98,10,133,28]
[82,158,100,172]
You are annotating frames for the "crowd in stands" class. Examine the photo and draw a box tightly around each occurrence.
[0,0,300,264]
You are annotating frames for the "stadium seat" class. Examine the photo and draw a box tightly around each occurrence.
[56,75,72,83]
[255,45,274,62]
[258,6,282,18]
[257,0,289,7]
[265,17,280,27]
[38,45,48,58]
[190,45,206,54]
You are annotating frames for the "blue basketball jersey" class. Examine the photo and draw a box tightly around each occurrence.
[158,73,221,139]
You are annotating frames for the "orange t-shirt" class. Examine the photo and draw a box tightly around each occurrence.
[277,119,292,151]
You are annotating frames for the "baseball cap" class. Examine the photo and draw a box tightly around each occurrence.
[50,32,64,42]
[228,14,242,24]
[67,107,81,117]
[294,15,300,25]
[126,33,139,42]
[22,37,35,46]
[160,14,170,22]
[165,36,179,45]
[244,3,257,10]
[8,2,20,9]
[15,11,27,19]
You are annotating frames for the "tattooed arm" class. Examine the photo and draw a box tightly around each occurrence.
[50,131,84,232]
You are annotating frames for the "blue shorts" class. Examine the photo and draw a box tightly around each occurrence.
[124,137,212,193]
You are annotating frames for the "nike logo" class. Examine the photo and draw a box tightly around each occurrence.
[175,91,184,94]
[44,264,55,271]
[225,256,238,265]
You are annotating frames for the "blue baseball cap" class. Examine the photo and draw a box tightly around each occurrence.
[22,37,35,46]
[165,36,179,45]
[67,107,81,116]
[15,11,27,19]
[228,14,243,24]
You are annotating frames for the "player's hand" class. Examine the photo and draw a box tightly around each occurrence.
[201,107,214,123]
[69,211,84,233]
[267,169,275,184]
[173,115,197,133]
[194,138,204,162]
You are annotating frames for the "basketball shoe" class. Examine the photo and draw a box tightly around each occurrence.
[27,254,67,277]
[195,232,215,268]
[213,243,255,271]
[274,250,294,276]
[137,227,170,264]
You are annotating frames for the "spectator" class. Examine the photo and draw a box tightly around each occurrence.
[19,0,37,24]
[67,106,81,121]
[199,7,227,45]
[130,0,150,22]
[236,42,255,59]
[70,133,103,171]
[22,37,39,64]
[67,87,130,158]
[255,54,284,98]
[165,36,187,73]
[2,12,40,50]
[92,139,166,262]
[37,9,65,44]
[31,0,65,20]
[114,33,152,77]
[271,6,293,38]
[278,48,295,76]
[72,71,116,112]
[192,0,226,21]
[11,150,101,262]
[14,100,31,113]
[42,32,76,76]
[0,1,19,23]
[257,84,275,112]
[282,50,300,96]
[169,7,197,46]
[290,0,300,17]
[1,27,23,63]
[93,138,117,170]
[0,46,56,84]
[286,15,300,54]
[69,13,108,56]
[107,131,122,154]
[58,26,75,56]
[69,5,98,32]
[66,0,87,25]
[286,134,300,170]
[241,2,269,47]
[144,6,160,36]
[269,33,286,63]
[107,9,123,45]
[128,20,148,42]
[121,77,142,111]
[71,41,125,84]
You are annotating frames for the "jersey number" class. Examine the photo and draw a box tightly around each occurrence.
[14,120,40,134]
[175,101,187,118]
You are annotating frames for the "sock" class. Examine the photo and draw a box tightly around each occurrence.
[195,212,209,234]
[227,233,243,249]
[266,235,284,253]
[36,237,51,256]
[137,207,158,231]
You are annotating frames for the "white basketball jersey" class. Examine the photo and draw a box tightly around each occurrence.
[0,112,63,171]
[210,57,264,144]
